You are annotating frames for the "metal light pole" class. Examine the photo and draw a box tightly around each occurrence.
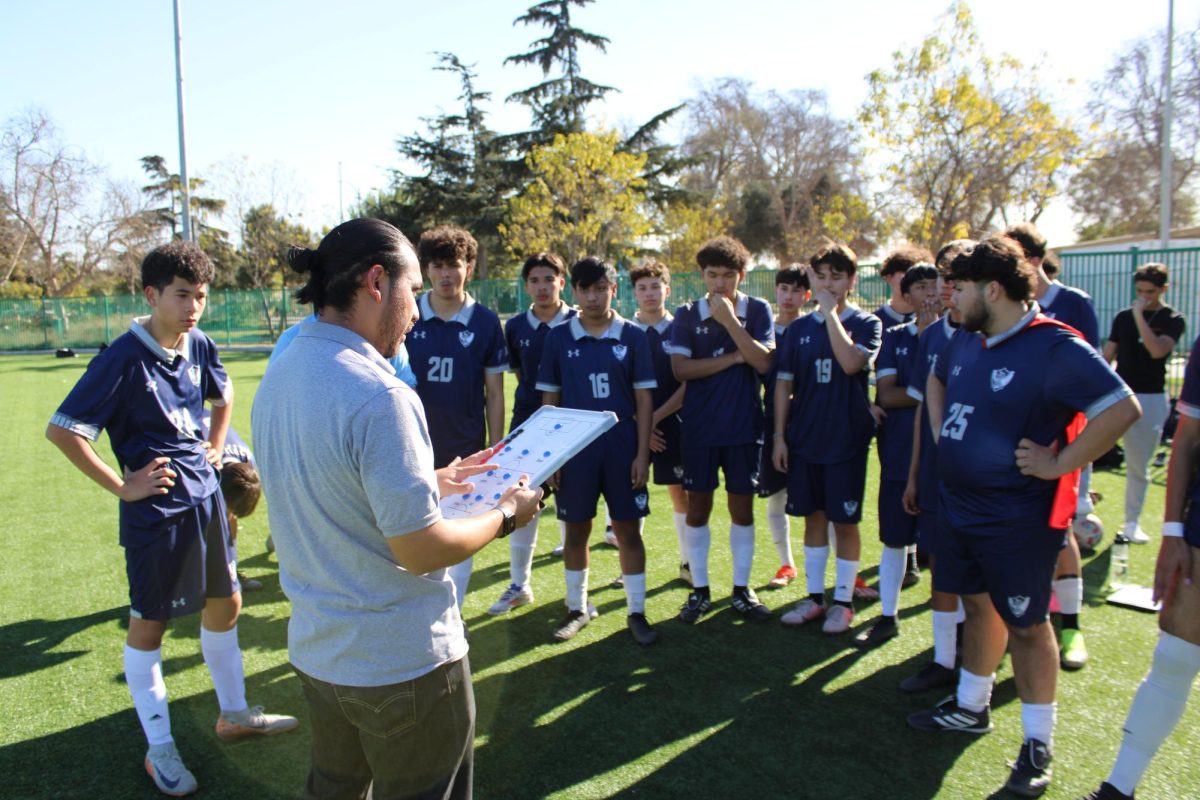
[1160,0,1175,249]
[173,0,193,241]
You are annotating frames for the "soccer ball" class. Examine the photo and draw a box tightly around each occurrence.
[1073,514,1104,551]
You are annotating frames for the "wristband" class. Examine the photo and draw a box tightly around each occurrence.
[1163,522,1185,539]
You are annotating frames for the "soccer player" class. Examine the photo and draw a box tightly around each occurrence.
[406,225,509,609]
[875,244,929,326]
[1103,262,1187,544]
[487,252,577,615]
[670,236,775,624]
[761,266,811,589]
[907,236,1139,798]
[1080,336,1200,800]
[858,262,939,647]
[537,257,657,645]
[899,239,972,692]
[774,243,882,635]
[1005,222,1104,671]
[45,241,297,798]
[629,259,691,584]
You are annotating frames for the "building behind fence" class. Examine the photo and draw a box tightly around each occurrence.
[2,249,1196,354]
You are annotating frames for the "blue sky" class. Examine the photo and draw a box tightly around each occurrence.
[2,0,1194,247]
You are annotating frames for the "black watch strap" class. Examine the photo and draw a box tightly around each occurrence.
[498,506,517,538]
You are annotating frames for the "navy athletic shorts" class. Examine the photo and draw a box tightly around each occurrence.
[681,441,759,495]
[557,419,649,523]
[650,413,684,486]
[785,450,869,523]
[878,479,918,547]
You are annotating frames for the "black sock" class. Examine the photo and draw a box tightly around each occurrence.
[879,614,896,625]
[833,599,853,609]
[733,585,748,594]
[694,585,710,598]
[810,593,825,605]
[1062,614,1079,630]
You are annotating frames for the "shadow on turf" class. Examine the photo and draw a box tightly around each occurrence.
[466,592,1002,799]
[0,606,126,679]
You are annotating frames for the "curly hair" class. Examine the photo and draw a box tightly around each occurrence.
[696,236,751,271]
[141,240,215,291]
[945,235,1035,302]
[810,241,858,277]
[417,225,477,270]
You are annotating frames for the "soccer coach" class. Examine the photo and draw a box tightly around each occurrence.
[253,218,541,800]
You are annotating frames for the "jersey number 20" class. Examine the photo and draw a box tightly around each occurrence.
[427,356,454,383]
[940,402,975,441]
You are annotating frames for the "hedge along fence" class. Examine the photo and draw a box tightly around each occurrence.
[1,249,1194,352]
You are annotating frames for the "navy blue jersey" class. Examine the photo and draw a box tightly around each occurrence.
[200,411,254,468]
[536,314,656,418]
[874,303,912,328]
[670,293,775,447]
[934,309,1131,526]
[875,322,921,481]
[1177,337,1200,539]
[505,303,577,425]
[50,320,231,541]
[777,306,882,464]
[1039,282,1100,348]
[406,294,509,467]
[907,316,964,511]
[631,314,680,410]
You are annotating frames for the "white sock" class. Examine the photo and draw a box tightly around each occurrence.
[955,597,966,624]
[509,517,538,588]
[1021,702,1057,745]
[828,522,838,559]
[558,520,567,548]
[687,524,711,587]
[879,545,906,617]
[623,572,647,614]
[804,545,829,596]
[932,610,959,670]
[833,557,859,604]
[448,556,473,609]
[1053,576,1083,617]
[200,626,247,713]
[124,645,173,746]
[564,568,588,612]
[956,668,995,713]
[730,523,755,586]
[673,512,688,564]
[767,492,793,566]
[1107,632,1200,795]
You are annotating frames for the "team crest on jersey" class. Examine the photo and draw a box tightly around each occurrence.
[635,492,648,510]
[991,368,1016,392]
[661,340,672,354]
[843,500,858,516]
[458,331,475,348]
[188,364,201,386]
[1007,595,1030,618]
[612,344,628,361]
[673,465,684,479]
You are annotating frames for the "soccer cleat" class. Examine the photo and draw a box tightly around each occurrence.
[1077,782,1134,800]
[781,597,826,627]
[564,599,599,619]
[1006,738,1053,797]
[678,563,693,587]
[899,661,957,693]
[902,568,921,588]
[551,542,565,557]
[822,603,855,634]
[853,576,879,600]
[145,743,198,797]
[730,587,772,621]
[553,609,590,641]
[907,695,993,734]
[215,705,300,741]
[627,613,658,645]
[237,572,263,592]
[1059,628,1089,670]
[487,584,534,615]
[768,565,797,588]
[855,615,899,647]
[1123,522,1150,545]
[603,527,619,547]
[677,591,712,624]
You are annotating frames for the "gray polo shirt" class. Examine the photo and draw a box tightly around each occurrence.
[252,318,466,686]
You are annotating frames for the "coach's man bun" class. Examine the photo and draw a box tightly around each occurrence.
[290,218,415,312]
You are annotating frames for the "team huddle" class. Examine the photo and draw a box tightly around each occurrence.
[44,218,1200,800]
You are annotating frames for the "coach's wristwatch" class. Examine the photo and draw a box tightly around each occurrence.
[497,505,518,538]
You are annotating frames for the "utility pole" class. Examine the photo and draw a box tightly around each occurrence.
[173,0,193,241]
[1160,0,1175,249]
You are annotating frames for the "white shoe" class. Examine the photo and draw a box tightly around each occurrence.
[145,743,197,796]
[551,543,564,556]
[1124,522,1150,544]
[487,584,534,615]
[603,528,619,547]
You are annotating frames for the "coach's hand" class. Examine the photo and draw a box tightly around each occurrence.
[121,457,177,502]
[1153,536,1194,607]
[1015,438,1061,479]
[772,436,788,473]
[498,477,543,530]
[436,451,500,498]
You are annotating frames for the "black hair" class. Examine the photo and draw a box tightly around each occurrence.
[880,244,934,277]
[570,256,616,289]
[418,225,477,271]
[935,239,976,272]
[1133,262,1169,287]
[289,218,414,312]
[1003,222,1047,260]
[775,265,809,289]
[1042,250,1061,279]
[141,240,215,291]
[900,264,939,295]
[521,252,566,281]
[696,236,751,272]
[810,241,858,277]
[945,236,1035,302]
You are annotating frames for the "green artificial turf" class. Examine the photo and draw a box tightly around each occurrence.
[2,351,1197,799]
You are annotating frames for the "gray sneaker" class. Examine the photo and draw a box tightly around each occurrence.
[145,742,198,796]
[553,609,590,641]
[215,705,299,740]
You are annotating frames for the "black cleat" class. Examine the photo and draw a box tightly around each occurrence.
[678,591,712,624]
[902,568,921,588]
[627,613,658,645]
[907,694,992,734]
[855,616,899,648]
[899,661,957,693]
[1077,782,1134,800]
[552,610,590,642]
[730,587,772,621]
[1006,738,1053,797]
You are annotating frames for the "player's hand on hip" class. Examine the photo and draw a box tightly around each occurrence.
[121,457,176,502]
[201,442,222,469]
[500,476,542,528]
[1153,536,1193,607]
[772,438,788,473]
[1014,438,1061,480]
[631,456,649,490]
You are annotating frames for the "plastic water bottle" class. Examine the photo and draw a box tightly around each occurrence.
[1109,532,1131,588]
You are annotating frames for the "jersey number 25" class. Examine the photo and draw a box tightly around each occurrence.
[940,402,975,441]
